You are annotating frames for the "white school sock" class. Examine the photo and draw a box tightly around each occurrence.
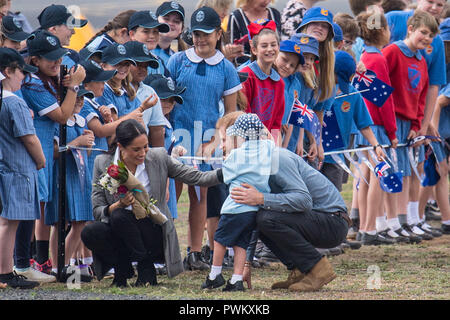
[376,215,389,232]
[407,202,420,225]
[230,274,243,284]
[442,220,450,226]
[227,247,234,257]
[387,217,402,231]
[366,230,377,236]
[82,257,93,265]
[209,265,222,280]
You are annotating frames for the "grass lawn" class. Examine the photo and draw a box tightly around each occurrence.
[15,178,449,301]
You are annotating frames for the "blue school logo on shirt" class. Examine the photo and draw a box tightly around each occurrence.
[408,65,421,90]
[253,88,274,122]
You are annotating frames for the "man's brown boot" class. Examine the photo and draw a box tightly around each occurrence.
[271,268,304,289]
[288,257,336,292]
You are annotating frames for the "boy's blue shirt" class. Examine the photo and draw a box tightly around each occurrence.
[282,74,302,124]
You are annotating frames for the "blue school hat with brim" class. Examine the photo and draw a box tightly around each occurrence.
[280,39,306,65]
[190,6,221,34]
[38,4,88,29]
[101,43,136,66]
[1,16,33,42]
[77,85,95,99]
[80,59,116,83]
[123,41,159,69]
[27,30,69,61]
[297,7,335,38]
[128,10,170,33]
[333,22,343,42]
[79,46,103,61]
[0,47,38,73]
[146,74,186,104]
[157,1,185,20]
[290,33,320,60]
[334,50,356,94]
[439,18,450,41]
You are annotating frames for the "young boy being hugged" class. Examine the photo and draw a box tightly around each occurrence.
[201,113,275,291]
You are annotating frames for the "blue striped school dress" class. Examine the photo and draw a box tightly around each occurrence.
[163,118,178,219]
[21,74,60,203]
[167,48,241,169]
[96,83,141,118]
[0,91,40,220]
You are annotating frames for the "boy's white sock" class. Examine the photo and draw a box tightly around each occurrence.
[407,202,420,225]
[376,215,389,232]
[230,274,243,284]
[366,230,377,236]
[209,265,222,280]
[82,257,93,265]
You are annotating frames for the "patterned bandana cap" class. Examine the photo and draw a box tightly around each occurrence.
[226,113,265,140]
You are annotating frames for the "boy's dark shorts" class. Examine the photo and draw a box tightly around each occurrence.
[320,162,344,192]
[214,211,257,249]
[207,183,228,219]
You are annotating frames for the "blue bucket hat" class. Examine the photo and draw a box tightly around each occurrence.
[334,50,356,94]
[333,22,343,42]
[374,161,403,193]
[226,113,265,141]
[280,39,306,65]
[297,7,335,38]
[290,33,320,60]
[439,18,450,41]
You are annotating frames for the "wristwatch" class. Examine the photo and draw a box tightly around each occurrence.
[68,85,79,93]
[373,143,382,150]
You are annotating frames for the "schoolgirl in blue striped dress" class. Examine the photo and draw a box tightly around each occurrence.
[166,7,241,268]
[20,30,86,271]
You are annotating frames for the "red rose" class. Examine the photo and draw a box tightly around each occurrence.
[117,185,128,194]
[107,164,120,178]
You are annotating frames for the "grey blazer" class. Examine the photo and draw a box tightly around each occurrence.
[91,147,222,278]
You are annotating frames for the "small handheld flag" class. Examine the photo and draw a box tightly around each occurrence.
[351,70,394,107]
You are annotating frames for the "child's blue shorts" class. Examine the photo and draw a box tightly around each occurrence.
[214,211,257,249]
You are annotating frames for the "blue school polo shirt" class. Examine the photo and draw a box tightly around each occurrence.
[386,10,446,86]
[324,85,373,164]
[281,74,302,125]
[438,83,450,138]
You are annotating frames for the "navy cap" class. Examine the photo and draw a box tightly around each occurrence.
[157,1,185,20]
[1,16,33,42]
[77,85,95,99]
[190,6,221,34]
[101,43,136,66]
[374,162,403,193]
[290,33,320,60]
[80,59,116,83]
[79,46,103,61]
[298,7,335,38]
[334,50,356,94]
[146,74,185,104]
[226,113,265,141]
[333,22,343,42]
[0,47,38,73]
[280,39,306,65]
[124,41,159,69]
[439,18,450,41]
[128,10,170,33]
[27,30,69,61]
[38,4,88,29]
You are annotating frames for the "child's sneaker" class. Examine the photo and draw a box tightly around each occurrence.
[222,279,245,292]
[201,273,225,289]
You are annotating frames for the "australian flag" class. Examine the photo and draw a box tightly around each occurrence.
[351,70,394,107]
[288,99,321,144]
[322,107,345,152]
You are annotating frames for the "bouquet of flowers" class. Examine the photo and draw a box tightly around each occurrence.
[97,161,168,225]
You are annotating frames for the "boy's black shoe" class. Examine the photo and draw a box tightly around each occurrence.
[222,279,245,292]
[201,273,225,289]
[361,233,395,246]
[0,272,39,289]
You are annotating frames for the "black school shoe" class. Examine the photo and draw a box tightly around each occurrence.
[222,279,245,292]
[0,272,39,289]
[417,222,442,237]
[201,273,225,289]
[361,233,395,246]
[441,223,450,235]
[402,224,433,241]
